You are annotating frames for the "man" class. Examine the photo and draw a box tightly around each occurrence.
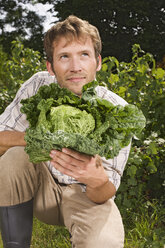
[0,16,131,248]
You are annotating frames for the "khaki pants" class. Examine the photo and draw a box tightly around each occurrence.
[0,146,124,248]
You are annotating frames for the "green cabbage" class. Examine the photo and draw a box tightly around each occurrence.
[21,81,146,163]
[49,105,95,136]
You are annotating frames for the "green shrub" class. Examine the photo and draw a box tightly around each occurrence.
[0,40,46,114]
[97,44,165,209]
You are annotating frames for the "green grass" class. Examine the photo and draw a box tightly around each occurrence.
[123,200,165,248]
[0,200,164,248]
[30,219,71,248]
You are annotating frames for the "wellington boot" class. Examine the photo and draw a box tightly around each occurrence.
[0,199,33,248]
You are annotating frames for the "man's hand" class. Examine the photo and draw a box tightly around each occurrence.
[50,148,116,203]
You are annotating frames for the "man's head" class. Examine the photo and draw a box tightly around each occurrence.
[44,15,102,66]
[44,15,102,96]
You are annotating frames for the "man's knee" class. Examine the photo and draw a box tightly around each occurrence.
[71,226,124,248]
[0,146,37,206]
[87,231,124,248]
[66,195,125,248]
[0,146,30,176]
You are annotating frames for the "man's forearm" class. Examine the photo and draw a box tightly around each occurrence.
[0,131,26,155]
[86,180,116,204]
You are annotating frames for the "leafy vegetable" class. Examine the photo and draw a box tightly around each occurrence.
[21,81,146,163]
[40,104,95,136]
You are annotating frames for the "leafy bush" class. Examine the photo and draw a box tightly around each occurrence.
[97,44,165,209]
[0,40,46,114]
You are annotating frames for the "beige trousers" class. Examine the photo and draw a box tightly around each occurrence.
[0,146,124,248]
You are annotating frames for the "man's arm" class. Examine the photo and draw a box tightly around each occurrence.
[86,180,116,204]
[0,131,26,156]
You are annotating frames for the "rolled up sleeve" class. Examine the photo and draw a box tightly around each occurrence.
[102,142,131,191]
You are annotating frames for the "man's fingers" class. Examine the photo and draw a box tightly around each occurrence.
[50,149,85,168]
[62,148,92,162]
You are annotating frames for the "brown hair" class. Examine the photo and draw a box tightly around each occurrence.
[44,15,102,65]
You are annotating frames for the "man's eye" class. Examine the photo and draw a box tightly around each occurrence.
[60,55,68,59]
[82,53,89,57]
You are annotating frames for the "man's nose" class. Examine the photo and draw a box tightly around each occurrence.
[70,57,82,72]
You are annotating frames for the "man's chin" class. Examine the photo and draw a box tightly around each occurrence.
[70,88,82,96]
[67,83,86,95]
[58,80,88,96]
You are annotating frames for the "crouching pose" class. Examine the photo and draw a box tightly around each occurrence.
[0,15,131,248]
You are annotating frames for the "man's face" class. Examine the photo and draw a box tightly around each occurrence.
[47,36,101,96]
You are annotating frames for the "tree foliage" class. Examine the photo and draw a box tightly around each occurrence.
[1,0,165,63]
[40,0,165,62]
[0,0,45,54]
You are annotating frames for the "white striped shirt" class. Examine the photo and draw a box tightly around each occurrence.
[0,71,131,191]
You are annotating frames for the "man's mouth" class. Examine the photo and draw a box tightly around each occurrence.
[67,76,86,83]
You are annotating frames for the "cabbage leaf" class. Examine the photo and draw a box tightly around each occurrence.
[21,81,146,163]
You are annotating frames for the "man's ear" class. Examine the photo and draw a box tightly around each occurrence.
[96,55,102,72]
[46,61,55,75]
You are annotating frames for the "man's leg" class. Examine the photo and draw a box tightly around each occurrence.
[33,163,66,226]
[0,146,67,247]
[0,146,38,206]
[62,184,124,248]
[0,146,38,248]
